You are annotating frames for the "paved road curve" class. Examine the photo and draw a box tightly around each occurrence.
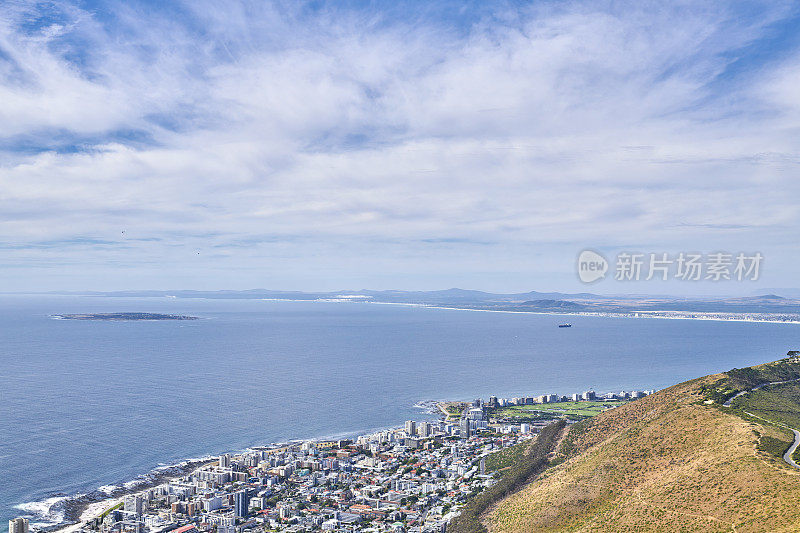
[743,411,800,470]
[784,429,800,469]
[722,378,800,407]
[721,379,800,470]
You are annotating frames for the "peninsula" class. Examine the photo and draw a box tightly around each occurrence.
[61,289,800,324]
[52,313,199,321]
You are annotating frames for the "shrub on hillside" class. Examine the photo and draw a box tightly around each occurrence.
[448,420,566,533]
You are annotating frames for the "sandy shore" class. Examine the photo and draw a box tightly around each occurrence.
[366,301,800,324]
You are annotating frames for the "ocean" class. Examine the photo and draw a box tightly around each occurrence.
[2,294,798,530]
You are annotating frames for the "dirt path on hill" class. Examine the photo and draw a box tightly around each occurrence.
[720,379,800,470]
[741,410,800,470]
[722,378,800,407]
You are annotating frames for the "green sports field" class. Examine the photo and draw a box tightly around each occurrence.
[494,400,628,419]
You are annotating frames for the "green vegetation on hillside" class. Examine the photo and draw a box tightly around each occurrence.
[486,357,800,532]
[448,420,566,533]
[550,418,592,465]
[732,382,800,429]
[484,440,532,474]
[722,381,800,463]
[701,355,800,404]
[754,430,793,459]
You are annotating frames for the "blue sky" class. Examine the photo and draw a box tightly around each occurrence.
[1,0,800,294]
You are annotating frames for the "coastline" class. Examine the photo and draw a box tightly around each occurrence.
[13,297,798,533]
[44,294,800,324]
[363,300,800,324]
[24,403,442,533]
[40,458,217,533]
[35,393,638,533]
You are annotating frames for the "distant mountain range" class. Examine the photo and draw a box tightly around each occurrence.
[51,287,605,302]
[757,288,800,298]
[50,288,800,316]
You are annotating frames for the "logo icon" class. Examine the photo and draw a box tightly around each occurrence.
[577,250,608,283]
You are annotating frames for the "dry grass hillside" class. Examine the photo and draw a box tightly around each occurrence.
[485,361,800,532]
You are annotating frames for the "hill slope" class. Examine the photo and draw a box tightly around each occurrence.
[486,357,800,532]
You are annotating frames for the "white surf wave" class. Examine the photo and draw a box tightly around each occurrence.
[14,495,70,526]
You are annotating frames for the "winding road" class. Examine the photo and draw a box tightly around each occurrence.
[721,378,800,469]
[783,429,800,469]
[722,378,800,407]
[741,411,800,470]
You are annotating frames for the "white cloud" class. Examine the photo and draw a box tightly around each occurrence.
[0,0,799,291]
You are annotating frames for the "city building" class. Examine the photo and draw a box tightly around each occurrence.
[124,495,143,515]
[218,515,235,533]
[45,387,649,533]
[9,518,28,533]
[460,417,471,438]
[234,489,250,517]
[418,421,431,438]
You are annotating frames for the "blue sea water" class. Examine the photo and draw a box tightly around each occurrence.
[1,294,799,530]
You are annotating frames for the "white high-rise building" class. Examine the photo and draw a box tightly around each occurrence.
[9,518,29,533]
[125,495,143,515]
[219,453,231,468]
[405,420,416,436]
[418,421,431,437]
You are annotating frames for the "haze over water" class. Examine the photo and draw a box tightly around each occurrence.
[2,294,798,530]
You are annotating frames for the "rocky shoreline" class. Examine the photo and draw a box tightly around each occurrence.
[42,458,216,532]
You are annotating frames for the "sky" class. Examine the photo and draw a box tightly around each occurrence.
[1,0,800,295]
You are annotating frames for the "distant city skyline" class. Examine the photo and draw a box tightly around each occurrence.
[2,1,800,294]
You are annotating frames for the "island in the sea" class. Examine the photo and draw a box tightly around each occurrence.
[52,312,199,321]
[66,288,800,323]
